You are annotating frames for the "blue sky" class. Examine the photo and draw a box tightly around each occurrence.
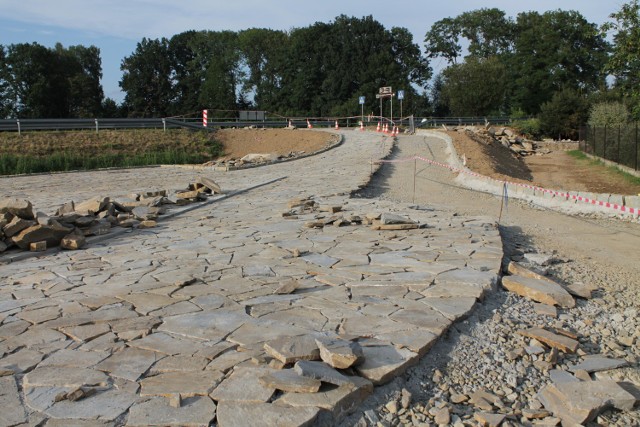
[0,1,616,102]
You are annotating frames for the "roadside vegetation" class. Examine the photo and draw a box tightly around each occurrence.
[567,149,640,187]
[0,129,222,175]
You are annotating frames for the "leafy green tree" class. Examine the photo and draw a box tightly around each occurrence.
[424,9,514,64]
[509,10,609,114]
[120,37,173,117]
[440,56,507,116]
[167,31,202,115]
[588,102,630,127]
[602,0,640,118]
[538,89,590,139]
[64,44,104,117]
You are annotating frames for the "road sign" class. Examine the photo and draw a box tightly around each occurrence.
[379,86,392,95]
[397,90,405,100]
[359,96,365,105]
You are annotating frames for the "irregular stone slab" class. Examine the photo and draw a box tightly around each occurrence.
[24,367,109,388]
[60,323,111,342]
[159,309,250,341]
[0,348,44,373]
[12,223,73,250]
[217,402,320,427]
[315,337,363,369]
[95,348,162,381]
[533,303,557,317]
[210,367,275,403]
[140,370,224,398]
[421,296,477,321]
[41,387,136,421]
[61,233,86,250]
[294,360,355,387]
[518,328,579,353]
[150,355,209,373]
[17,305,61,324]
[205,350,252,373]
[259,369,322,393]
[389,308,451,335]
[118,293,182,316]
[0,198,34,219]
[375,329,438,357]
[301,253,340,268]
[419,282,486,301]
[0,376,27,426]
[3,216,36,237]
[128,332,206,356]
[37,349,110,369]
[434,268,498,292]
[264,335,320,364]
[275,376,373,420]
[473,412,506,427]
[502,275,575,308]
[538,380,638,425]
[569,356,628,373]
[126,396,217,427]
[274,279,300,295]
[196,176,223,194]
[74,196,109,215]
[549,369,580,384]
[355,345,419,385]
[242,265,276,277]
[379,213,415,225]
[226,321,312,347]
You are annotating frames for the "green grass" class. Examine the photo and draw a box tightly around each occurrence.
[0,129,223,175]
[568,150,640,186]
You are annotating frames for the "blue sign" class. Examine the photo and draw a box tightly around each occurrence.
[397,90,405,100]
[359,96,365,105]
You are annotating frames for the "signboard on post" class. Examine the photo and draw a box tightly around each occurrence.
[397,90,405,100]
[359,96,365,105]
[379,86,392,95]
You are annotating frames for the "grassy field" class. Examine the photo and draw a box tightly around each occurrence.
[0,129,222,175]
[567,150,640,187]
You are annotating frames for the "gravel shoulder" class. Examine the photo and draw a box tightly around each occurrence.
[343,133,640,426]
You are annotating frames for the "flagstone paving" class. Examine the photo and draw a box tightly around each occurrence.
[0,130,502,426]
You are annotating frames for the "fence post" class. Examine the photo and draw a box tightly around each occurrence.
[603,125,607,159]
[162,118,166,132]
[95,119,98,134]
[16,119,20,136]
[634,122,638,170]
[617,125,621,163]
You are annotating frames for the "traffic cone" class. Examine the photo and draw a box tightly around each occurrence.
[307,119,313,129]
[376,122,381,132]
[335,120,339,130]
[360,121,364,131]
[383,123,388,133]
[288,120,292,127]
[393,126,398,136]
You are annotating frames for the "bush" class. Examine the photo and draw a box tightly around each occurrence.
[539,89,590,140]
[588,102,630,127]
[511,118,542,139]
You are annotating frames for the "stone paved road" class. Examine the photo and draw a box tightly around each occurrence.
[0,130,502,426]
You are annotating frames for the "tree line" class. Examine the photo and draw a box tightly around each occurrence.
[0,2,639,138]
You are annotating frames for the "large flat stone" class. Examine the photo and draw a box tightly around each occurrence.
[128,332,206,356]
[24,367,109,388]
[518,328,579,353]
[95,348,162,381]
[259,369,322,393]
[355,345,419,385]
[374,328,438,357]
[126,396,216,427]
[538,380,638,425]
[389,307,451,335]
[216,402,320,427]
[210,367,275,403]
[140,370,225,398]
[41,387,136,421]
[36,349,110,369]
[294,360,355,387]
[264,335,320,364]
[569,355,628,373]
[502,275,575,308]
[0,348,44,373]
[0,198,34,219]
[0,376,27,426]
[420,296,477,321]
[275,376,373,420]
[315,337,363,369]
[158,309,250,341]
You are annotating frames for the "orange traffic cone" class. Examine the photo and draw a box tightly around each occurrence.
[360,121,364,131]
[335,120,339,130]
[384,123,388,133]
[376,122,381,132]
[307,119,313,129]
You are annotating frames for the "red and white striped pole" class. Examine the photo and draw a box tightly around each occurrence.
[202,109,208,127]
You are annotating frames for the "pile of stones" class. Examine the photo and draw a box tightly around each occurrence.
[445,125,542,157]
[0,176,222,254]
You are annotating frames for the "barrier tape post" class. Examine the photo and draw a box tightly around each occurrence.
[498,182,508,224]
[413,157,417,204]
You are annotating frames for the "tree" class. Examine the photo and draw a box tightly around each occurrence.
[588,102,630,127]
[440,56,507,116]
[602,0,640,118]
[64,44,104,117]
[120,37,173,117]
[538,89,590,139]
[509,10,609,114]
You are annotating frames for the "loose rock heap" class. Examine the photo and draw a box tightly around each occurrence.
[0,176,222,254]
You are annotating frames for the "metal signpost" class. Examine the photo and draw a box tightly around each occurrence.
[359,96,365,123]
[397,90,404,127]
[377,87,393,126]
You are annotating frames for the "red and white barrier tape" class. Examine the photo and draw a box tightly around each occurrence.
[375,156,639,216]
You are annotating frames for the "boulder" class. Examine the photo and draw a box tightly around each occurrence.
[501,275,575,308]
[0,198,34,219]
[75,196,109,215]
[11,221,73,250]
[2,216,36,238]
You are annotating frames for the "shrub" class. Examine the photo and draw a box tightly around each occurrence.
[511,118,542,139]
[539,89,590,140]
[588,102,630,127]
